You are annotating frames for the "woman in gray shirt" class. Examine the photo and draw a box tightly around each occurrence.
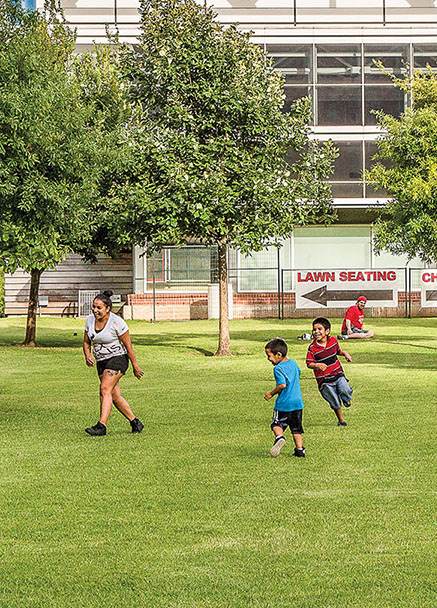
[83,290,144,436]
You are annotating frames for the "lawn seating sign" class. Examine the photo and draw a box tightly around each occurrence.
[295,269,399,309]
[420,270,437,308]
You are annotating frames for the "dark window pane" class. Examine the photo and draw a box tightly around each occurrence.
[365,142,393,172]
[331,141,363,181]
[364,44,409,83]
[329,182,364,197]
[267,44,312,84]
[365,185,387,198]
[283,86,311,113]
[317,86,362,125]
[365,86,406,124]
[317,45,361,84]
[414,44,437,71]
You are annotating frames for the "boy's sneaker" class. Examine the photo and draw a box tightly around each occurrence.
[337,334,348,340]
[130,418,144,434]
[337,421,347,427]
[270,436,286,458]
[85,422,106,436]
[293,447,306,458]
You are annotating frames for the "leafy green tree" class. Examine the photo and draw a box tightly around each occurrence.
[367,68,437,263]
[116,0,335,355]
[0,1,130,345]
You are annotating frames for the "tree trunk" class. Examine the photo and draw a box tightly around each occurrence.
[24,268,42,347]
[215,242,231,356]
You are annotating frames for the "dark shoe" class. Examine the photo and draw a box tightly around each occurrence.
[270,436,286,458]
[293,447,305,458]
[85,422,106,436]
[343,401,352,408]
[130,418,144,434]
[337,335,348,340]
[337,421,347,427]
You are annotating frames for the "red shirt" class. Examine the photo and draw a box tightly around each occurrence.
[341,304,364,333]
[306,336,344,389]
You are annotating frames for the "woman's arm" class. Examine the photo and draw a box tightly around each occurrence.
[119,331,144,379]
[83,331,94,367]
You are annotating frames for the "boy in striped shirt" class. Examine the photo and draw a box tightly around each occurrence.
[306,317,353,427]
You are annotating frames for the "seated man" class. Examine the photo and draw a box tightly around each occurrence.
[338,296,374,340]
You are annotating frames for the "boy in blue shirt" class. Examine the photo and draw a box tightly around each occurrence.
[264,337,305,458]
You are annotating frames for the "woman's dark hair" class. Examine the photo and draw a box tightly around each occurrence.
[313,317,331,331]
[94,290,113,310]
[265,337,288,357]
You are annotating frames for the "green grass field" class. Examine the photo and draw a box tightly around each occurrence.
[0,317,435,608]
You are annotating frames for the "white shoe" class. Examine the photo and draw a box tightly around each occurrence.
[270,436,286,458]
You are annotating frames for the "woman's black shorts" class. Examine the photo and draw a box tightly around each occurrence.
[97,355,129,376]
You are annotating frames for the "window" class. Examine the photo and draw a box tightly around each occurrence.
[364,45,409,83]
[283,86,311,112]
[414,44,437,72]
[329,141,364,198]
[365,86,406,125]
[365,142,389,197]
[267,44,312,84]
[147,246,218,283]
[317,86,362,125]
[316,45,361,84]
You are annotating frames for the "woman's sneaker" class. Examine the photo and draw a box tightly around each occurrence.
[337,421,347,427]
[130,418,144,434]
[270,436,286,457]
[85,422,106,436]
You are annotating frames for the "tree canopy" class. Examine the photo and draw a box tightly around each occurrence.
[367,68,437,263]
[0,1,131,343]
[114,0,336,353]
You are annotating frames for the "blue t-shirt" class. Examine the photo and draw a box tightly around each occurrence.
[273,359,304,412]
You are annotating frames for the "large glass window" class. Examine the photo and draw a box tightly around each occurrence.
[294,226,371,269]
[267,44,312,84]
[283,86,311,113]
[364,45,409,83]
[365,142,388,197]
[317,86,362,125]
[413,44,437,72]
[147,246,218,283]
[365,86,406,125]
[316,45,361,84]
[328,141,364,198]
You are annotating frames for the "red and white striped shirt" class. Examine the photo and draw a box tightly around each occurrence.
[306,336,344,389]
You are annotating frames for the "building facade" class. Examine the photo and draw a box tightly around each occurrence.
[5,1,437,318]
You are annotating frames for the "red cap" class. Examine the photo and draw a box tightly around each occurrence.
[357,296,367,302]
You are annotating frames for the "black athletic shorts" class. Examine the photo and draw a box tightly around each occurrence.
[271,409,304,434]
[97,355,129,376]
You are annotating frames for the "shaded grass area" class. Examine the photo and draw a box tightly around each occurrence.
[0,318,436,607]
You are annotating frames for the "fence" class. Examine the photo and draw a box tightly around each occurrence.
[123,265,437,321]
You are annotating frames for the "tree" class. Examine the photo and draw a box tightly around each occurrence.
[115,0,336,355]
[367,68,437,263]
[0,1,131,345]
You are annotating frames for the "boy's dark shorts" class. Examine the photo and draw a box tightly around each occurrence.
[271,409,304,434]
[97,355,129,376]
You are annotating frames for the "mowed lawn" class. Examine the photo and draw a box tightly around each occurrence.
[0,317,435,608]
